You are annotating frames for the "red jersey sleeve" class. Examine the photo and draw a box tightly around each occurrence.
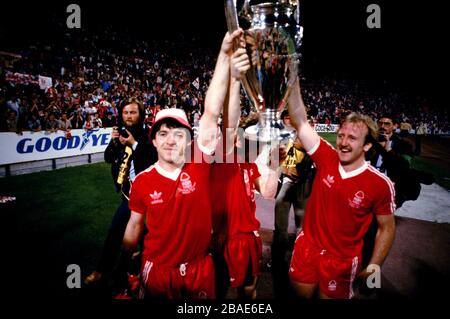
[249,162,261,182]
[373,176,396,215]
[308,138,338,170]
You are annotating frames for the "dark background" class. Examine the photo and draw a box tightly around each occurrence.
[0,0,447,104]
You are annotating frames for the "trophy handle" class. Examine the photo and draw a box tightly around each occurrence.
[292,0,303,48]
[224,0,239,32]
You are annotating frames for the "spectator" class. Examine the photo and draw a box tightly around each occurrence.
[103,111,117,128]
[415,121,427,156]
[45,113,59,133]
[58,113,72,131]
[91,113,103,128]
[6,110,19,133]
[399,119,412,137]
[27,112,42,132]
[83,114,93,130]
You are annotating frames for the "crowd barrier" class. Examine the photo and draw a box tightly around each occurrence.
[0,124,341,177]
[0,128,112,176]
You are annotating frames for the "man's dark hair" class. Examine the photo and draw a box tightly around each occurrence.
[280,110,289,119]
[379,113,398,124]
[151,118,193,140]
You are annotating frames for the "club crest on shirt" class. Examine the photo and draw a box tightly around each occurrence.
[348,190,365,208]
[178,172,196,195]
[328,280,337,291]
[149,191,163,204]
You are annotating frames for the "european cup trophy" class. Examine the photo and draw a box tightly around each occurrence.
[225,0,303,142]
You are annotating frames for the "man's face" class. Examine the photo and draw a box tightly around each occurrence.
[377,117,396,136]
[336,122,371,166]
[122,103,140,127]
[283,115,291,126]
[153,124,188,166]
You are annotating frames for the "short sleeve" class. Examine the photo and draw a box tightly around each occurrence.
[128,175,146,214]
[308,138,338,170]
[373,178,396,215]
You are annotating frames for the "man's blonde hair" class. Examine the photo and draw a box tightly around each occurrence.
[341,112,378,144]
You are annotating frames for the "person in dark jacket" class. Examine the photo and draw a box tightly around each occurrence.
[376,113,414,162]
[84,97,157,290]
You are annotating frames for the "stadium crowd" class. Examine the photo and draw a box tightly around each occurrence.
[1,27,448,136]
[0,28,214,134]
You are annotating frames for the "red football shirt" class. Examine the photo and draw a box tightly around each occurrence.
[129,143,213,268]
[303,139,395,258]
[211,160,261,238]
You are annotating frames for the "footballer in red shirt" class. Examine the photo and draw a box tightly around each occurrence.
[210,46,281,299]
[122,29,246,299]
[286,79,396,299]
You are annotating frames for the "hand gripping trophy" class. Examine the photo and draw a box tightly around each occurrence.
[225,0,303,142]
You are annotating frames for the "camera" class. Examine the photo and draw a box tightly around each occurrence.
[118,126,129,138]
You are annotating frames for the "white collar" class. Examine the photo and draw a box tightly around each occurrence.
[154,162,181,181]
[338,161,369,179]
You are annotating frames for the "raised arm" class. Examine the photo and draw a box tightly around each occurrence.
[223,46,250,153]
[254,143,284,199]
[199,29,244,152]
[287,78,320,152]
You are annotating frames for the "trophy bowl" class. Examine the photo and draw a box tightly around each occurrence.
[225,0,303,142]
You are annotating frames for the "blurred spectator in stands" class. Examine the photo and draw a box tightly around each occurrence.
[6,96,20,115]
[6,110,19,133]
[45,113,59,133]
[83,113,93,130]
[27,112,42,132]
[71,109,84,129]
[399,118,412,137]
[415,121,427,156]
[109,101,119,118]
[38,110,48,131]
[58,112,72,131]
[103,111,117,128]
[91,112,103,128]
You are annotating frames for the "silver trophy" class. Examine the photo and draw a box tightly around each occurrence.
[225,0,303,141]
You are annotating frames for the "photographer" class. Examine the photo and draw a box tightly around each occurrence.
[84,97,157,294]
[376,113,414,162]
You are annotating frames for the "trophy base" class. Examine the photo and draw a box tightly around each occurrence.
[244,124,296,142]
